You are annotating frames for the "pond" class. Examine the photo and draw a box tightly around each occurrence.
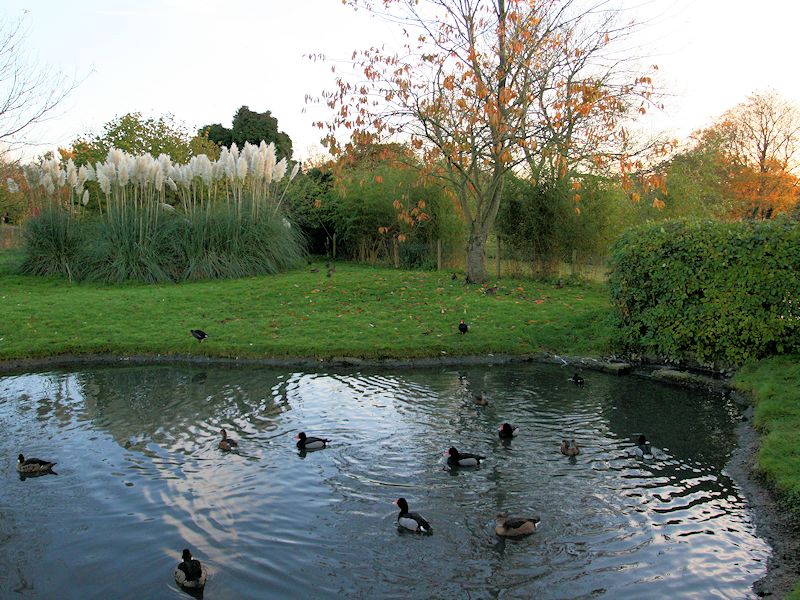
[0,363,769,599]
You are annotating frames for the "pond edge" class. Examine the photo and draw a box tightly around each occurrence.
[0,350,795,597]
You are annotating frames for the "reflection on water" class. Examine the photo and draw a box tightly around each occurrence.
[0,364,768,599]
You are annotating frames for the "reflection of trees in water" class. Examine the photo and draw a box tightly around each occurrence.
[600,379,739,468]
[0,372,84,429]
[73,366,292,455]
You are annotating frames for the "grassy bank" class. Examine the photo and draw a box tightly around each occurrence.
[733,356,800,599]
[0,250,612,361]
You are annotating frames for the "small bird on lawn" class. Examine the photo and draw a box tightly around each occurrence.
[458,320,469,334]
[451,273,458,281]
[484,284,498,296]
[190,329,208,342]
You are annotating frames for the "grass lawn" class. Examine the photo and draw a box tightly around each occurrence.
[0,249,613,361]
[733,355,800,599]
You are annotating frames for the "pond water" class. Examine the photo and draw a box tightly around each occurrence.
[0,363,769,599]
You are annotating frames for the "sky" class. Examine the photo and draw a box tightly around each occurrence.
[2,0,799,163]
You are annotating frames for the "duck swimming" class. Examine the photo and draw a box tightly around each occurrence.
[633,434,654,459]
[393,498,432,533]
[498,423,519,439]
[568,373,584,386]
[445,447,485,467]
[17,454,56,474]
[218,428,238,451]
[174,548,207,589]
[295,432,329,450]
[560,439,580,456]
[473,393,489,406]
[495,513,540,537]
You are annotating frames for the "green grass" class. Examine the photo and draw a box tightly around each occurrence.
[734,356,800,511]
[733,355,800,599]
[0,254,613,361]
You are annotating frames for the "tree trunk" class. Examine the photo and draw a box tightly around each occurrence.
[466,230,488,283]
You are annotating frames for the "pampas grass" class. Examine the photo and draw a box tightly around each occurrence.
[18,142,305,282]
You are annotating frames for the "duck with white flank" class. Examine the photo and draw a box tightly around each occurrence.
[568,372,584,386]
[495,513,540,537]
[445,446,486,467]
[633,434,654,459]
[560,439,580,456]
[17,454,56,474]
[498,423,519,439]
[190,329,208,342]
[294,432,329,450]
[393,498,432,533]
[174,548,208,589]
[218,428,238,451]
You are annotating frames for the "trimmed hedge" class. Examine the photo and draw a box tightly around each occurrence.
[608,218,800,367]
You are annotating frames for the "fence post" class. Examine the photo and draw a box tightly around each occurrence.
[496,237,501,280]
[571,248,577,276]
[437,239,442,271]
[333,233,337,259]
[393,237,399,268]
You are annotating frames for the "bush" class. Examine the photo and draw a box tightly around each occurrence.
[20,200,305,283]
[608,218,800,366]
[19,205,84,280]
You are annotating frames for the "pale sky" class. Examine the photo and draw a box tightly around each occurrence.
[2,0,799,162]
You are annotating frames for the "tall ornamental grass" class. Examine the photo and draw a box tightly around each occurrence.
[16,142,306,282]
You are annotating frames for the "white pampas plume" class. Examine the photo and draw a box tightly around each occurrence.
[77,165,89,189]
[56,168,67,188]
[264,143,276,183]
[81,189,90,206]
[97,169,111,195]
[108,148,124,168]
[66,159,78,188]
[118,159,130,187]
[236,155,248,180]
[289,162,300,181]
[160,202,176,212]
[273,157,287,182]
[230,143,240,161]
[154,168,164,191]
[224,152,236,179]
[6,178,19,193]
[165,177,177,192]
[84,164,96,182]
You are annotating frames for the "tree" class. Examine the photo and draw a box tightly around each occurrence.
[0,15,79,147]
[69,112,211,166]
[201,106,293,159]
[323,0,661,282]
[681,92,800,219]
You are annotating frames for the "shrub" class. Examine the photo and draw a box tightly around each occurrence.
[19,205,84,280]
[608,218,800,367]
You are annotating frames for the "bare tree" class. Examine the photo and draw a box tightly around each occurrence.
[714,90,800,174]
[0,14,79,148]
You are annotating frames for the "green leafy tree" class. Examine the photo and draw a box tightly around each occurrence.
[201,106,293,159]
[69,112,201,166]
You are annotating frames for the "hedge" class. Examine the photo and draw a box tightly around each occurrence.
[608,218,800,367]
